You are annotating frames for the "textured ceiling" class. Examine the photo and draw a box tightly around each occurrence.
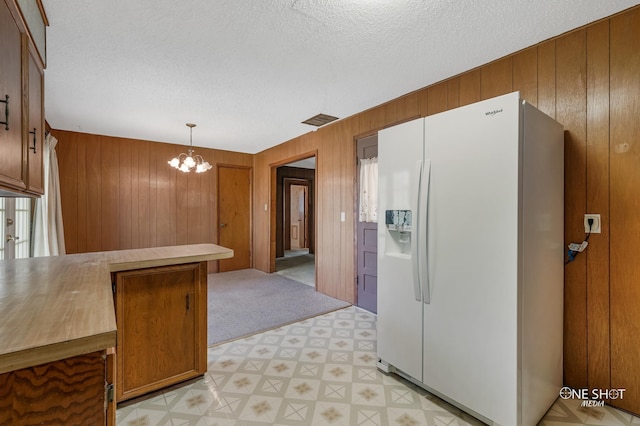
[43,0,639,154]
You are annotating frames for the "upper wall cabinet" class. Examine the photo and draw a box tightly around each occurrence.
[27,47,44,194]
[0,1,27,192]
[15,0,46,66]
[0,0,46,196]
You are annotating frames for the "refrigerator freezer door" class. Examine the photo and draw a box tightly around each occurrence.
[422,92,521,425]
[377,117,425,381]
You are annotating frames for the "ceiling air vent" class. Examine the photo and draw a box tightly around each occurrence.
[302,113,339,127]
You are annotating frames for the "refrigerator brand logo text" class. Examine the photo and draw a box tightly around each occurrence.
[485,108,503,116]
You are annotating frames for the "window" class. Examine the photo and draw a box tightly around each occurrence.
[0,197,32,260]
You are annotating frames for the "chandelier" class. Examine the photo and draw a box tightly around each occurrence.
[168,123,212,173]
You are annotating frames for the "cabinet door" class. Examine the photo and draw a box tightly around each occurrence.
[116,262,206,401]
[27,49,43,194]
[0,2,26,191]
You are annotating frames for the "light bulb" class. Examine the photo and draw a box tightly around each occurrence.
[168,157,180,168]
[184,156,196,168]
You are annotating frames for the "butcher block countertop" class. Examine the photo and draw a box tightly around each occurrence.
[0,244,233,374]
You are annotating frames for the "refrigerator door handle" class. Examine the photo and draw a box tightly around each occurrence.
[411,159,423,302]
[421,159,431,304]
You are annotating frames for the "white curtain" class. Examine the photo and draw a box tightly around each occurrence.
[33,133,66,256]
[359,157,378,223]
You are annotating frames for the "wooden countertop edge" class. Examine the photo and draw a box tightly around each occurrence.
[0,331,116,375]
[108,250,234,272]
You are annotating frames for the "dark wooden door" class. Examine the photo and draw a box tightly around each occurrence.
[218,166,251,271]
[356,135,378,313]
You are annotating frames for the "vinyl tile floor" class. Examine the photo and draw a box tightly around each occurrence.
[117,306,639,426]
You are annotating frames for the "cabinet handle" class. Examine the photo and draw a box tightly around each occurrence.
[29,128,36,153]
[0,95,8,130]
[186,293,190,311]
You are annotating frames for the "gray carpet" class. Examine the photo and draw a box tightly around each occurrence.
[275,253,315,287]
[208,269,351,346]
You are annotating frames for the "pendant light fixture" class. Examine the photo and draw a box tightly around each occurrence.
[168,123,212,173]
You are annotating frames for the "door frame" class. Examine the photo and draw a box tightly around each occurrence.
[268,150,317,273]
[217,164,253,271]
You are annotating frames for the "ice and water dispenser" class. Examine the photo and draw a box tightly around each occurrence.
[384,210,412,256]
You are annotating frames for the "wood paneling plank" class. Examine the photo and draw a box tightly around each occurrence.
[85,133,102,253]
[512,47,538,106]
[481,57,512,100]
[156,143,177,247]
[610,7,640,413]
[459,69,481,107]
[447,78,460,109]
[130,140,140,248]
[384,92,420,125]
[359,104,386,133]
[426,81,448,115]
[585,19,611,397]
[137,140,151,248]
[538,41,557,119]
[55,132,78,254]
[556,29,588,389]
[101,137,120,251]
[149,142,158,248]
[76,136,87,253]
[118,139,132,250]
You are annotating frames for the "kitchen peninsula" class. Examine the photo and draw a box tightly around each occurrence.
[0,243,233,425]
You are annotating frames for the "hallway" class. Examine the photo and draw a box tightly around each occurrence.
[275,249,315,287]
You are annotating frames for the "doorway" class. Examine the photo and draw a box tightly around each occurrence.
[272,155,316,287]
[0,197,32,259]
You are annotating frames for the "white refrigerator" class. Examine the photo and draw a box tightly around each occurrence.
[377,92,564,426]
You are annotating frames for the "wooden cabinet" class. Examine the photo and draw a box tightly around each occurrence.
[0,0,44,196]
[0,350,114,425]
[0,1,27,192]
[114,262,207,402]
[26,47,44,193]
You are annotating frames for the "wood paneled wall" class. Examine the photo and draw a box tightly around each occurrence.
[54,130,252,271]
[252,6,640,409]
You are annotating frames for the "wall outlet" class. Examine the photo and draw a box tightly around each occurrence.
[584,214,601,234]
